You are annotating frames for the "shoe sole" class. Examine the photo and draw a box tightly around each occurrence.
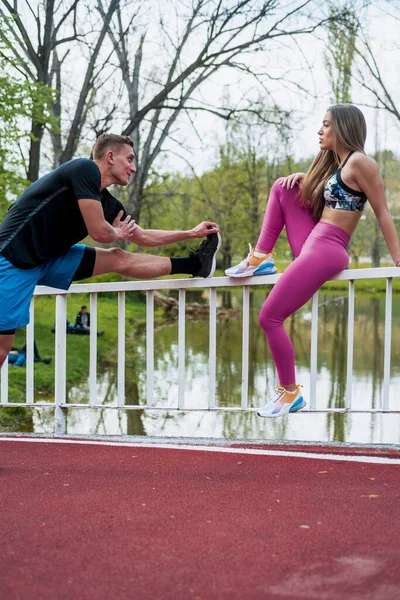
[205,232,222,278]
[257,398,307,418]
[290,398,306,412]
[226,265,277,278]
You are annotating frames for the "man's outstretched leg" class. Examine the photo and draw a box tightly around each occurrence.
[92,232,222,279]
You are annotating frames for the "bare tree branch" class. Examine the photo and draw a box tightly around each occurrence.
[60,0,120,162]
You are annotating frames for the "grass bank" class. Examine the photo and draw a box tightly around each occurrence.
[0,277,164,431]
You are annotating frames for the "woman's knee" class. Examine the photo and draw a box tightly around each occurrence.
[269,178,301,206]
[259,303,280,332]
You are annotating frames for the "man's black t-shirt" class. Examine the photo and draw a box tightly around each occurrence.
[0,158,126,269]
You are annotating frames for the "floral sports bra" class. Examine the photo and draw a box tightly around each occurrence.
[324,152,367,211]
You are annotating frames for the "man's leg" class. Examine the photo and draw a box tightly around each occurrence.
[91,232,221,279]
[0,333,15,368]
[92,248,173,278]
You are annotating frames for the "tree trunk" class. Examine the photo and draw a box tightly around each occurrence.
[128,171,143,223]
[51,50,63,168]
[27,122,45,182]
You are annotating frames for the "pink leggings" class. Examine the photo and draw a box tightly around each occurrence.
[257,179,350,386]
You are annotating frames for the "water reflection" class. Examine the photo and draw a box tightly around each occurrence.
[28,288,400,444]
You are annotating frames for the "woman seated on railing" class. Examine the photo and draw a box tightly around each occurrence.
[225,103,400,418]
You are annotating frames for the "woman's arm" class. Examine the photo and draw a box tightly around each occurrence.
[354,155,400,266]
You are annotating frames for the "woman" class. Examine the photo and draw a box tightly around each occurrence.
[226,104,400,418]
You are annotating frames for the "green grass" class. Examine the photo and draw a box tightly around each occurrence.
[0,283,165,430]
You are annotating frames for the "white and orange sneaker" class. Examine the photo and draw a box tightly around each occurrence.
[225,244,277,278]
[257,385,306,418]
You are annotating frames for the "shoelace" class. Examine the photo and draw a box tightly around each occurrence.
[241,243,253,264]
[244,243,275,263]
[271,386,286,404]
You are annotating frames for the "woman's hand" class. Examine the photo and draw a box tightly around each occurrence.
[280,173,306,189]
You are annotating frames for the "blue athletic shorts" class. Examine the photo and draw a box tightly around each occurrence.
[0,244,86,331]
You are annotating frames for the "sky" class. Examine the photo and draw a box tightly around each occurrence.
[13,0,399,178]
[154,0,400,176]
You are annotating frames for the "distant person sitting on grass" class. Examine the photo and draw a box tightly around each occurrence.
[51,317,104,336]
[75,305,90,331]
[74,306,104,336]
[75,306,90,333]
[0,133,221,367]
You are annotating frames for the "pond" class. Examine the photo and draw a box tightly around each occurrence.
[29,286,400,444]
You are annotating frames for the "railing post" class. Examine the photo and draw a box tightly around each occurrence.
[209,288,217,409]
[54,294,67,435]
[241,286,250,409]
[26,299,35,405]
[89,292,98,406]
[310,292,319,410]
[178,289,186,409]
[345,280,355,410]
[117,291,126,407]
[0,356,9,404]
[146,290,155,407]
[383,278,393,410]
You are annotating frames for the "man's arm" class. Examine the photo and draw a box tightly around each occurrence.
[79,200,137,243]
[124,220,220,247]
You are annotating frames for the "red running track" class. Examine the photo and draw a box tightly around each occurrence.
[1,438,400,600]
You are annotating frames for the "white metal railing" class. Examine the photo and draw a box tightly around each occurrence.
[1,267,400,435]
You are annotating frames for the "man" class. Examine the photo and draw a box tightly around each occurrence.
[0,133,221,366]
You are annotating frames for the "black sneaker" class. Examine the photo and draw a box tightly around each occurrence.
[191,231,222,278]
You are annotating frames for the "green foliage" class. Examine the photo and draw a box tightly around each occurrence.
[135,111,400,269]
[0,35,58,219]
[139,154,313,267]
[137,113,314,267]
[324,6,359,103]
[4,292,162,409]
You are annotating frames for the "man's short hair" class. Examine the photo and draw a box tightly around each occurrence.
[92,133,134,160]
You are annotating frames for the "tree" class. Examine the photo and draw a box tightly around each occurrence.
[351,16,400,123]
[0,0,121,179]
[0,49,56,218]
[136,109,308,272]
[324,3,359,103]
[102,0,347,223]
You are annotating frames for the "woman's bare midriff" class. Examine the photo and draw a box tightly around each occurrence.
[320,206,362,236]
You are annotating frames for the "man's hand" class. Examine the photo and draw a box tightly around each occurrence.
[189,221,220,238]
[112,210,138,240]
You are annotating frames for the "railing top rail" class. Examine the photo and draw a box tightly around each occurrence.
[33,266,400,296]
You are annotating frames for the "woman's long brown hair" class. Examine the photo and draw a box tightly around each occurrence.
[301,104,367,221]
